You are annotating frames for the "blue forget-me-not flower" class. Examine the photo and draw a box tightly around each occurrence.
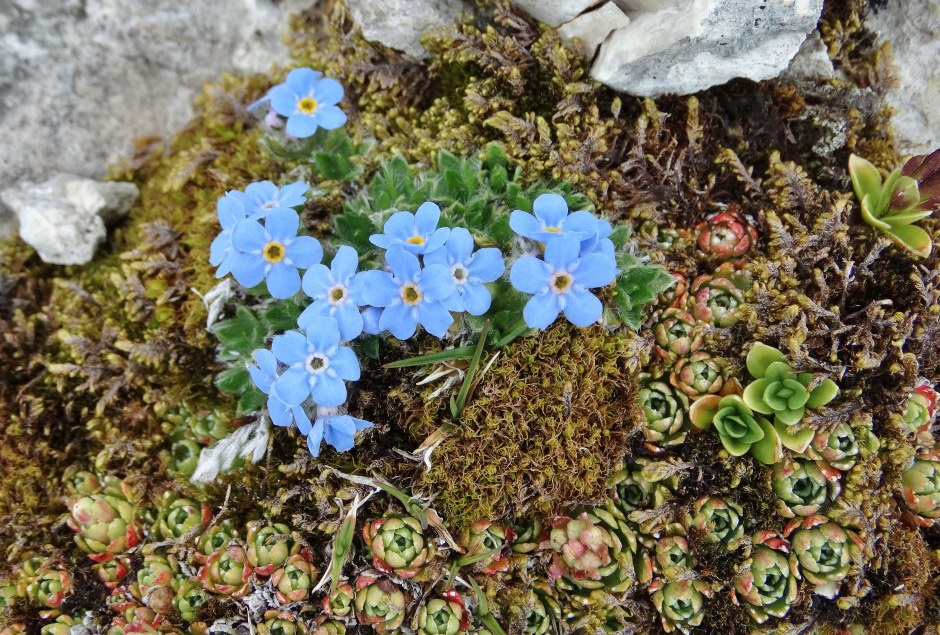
[299,245,367,341]
[210,194,250,278]
[231,180,308,218]
[510,233,619,329]
[271,318,360,408]
[425,227,504,316]
[307,406,373,458]
[509,193,599,244]
[268,68,347,138]
[248,348,313,434]
[229,209,322,299]
[369,201,451,255]
[358,246,457,339]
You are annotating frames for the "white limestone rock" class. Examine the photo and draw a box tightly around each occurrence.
[0,174,139,265]
[868,2,940,155]
[345,0,472,57]
[591,0,824,96]
[558,2,631,60]
[510,0,604,27]
[781,30,836,81]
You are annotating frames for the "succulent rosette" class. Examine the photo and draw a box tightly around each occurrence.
[742,343,840,434]
[198,545,253,598]
[902,384,938,439]
[155,494,211,541]
[257,610,308,635]
[695,210,758,260]
[68,484,143,563]
[654,535,692,581]
[732,531,798,623]
[246,521,302,576]
[40,615,79,635]
[323,582,355,618]
[521,583,562,635]
[362,513,434,579]
[804,422,861,474]
[167,440,202,477]
[61,468,102,501]
[25,566,72,609]
[690,497,745,550]
[669,351,724,398]
[510,518,543,554]
[417,591,470,635]
[458,520,514,574]
[660,272,689,309]
[94,557,131,590]
[0,581,20,609]
[649,579,709,634]
[772,459,840,518]
[785,515,863,598]
[902,452,940,527]
[638,377,691,449]
[313,620,346,635]
[653,309,703,361]
[688,271,745,327]
[271,553,316,603]
[195,521,239,563]
[173,579,209,623]
[689,393,782,464]
[353,573,411,634]
[610,460,675,514]
[136,554,177,599]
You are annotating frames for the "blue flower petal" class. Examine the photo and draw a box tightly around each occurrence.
[302,264,332,299]
[418,302,454,338]
[209,232,230,267]
[267,263,301,299]
[563,288,603,327]
[269,85,297,116]
[315,105,347,130]
[461,282,492,316]
[564,210,599,238]
[229,252,267,288]
[297,300,327,332]
[323,415,357,452]
[380,211,417,240]
[293,406,313,435]
[509,211,542,240]
[275,366,311,405]
[330,245,359,281]
[305,317,341,352]
[439,290,464,313]
[424,227,451,254]
[362,306,383,335]
[256,348,278,377]
[286,113,319,138]
[356,270,399,307]
[306,417,325,458]
[447,227,474,262]
[510,256,550,294]
[265,209,300,242]
[313,77,344,105]
[215,253,235,279]
[245,181,278,203]
[334,303,364,341]
[279,181,309,203]
[217,195,245,229]
[386,246,421,282]
[574,253,619,288]
[330,347,361,381]
[249,365,273,394]
[231,219,268,252]
[286,236,323,269]
[414,202,442,234]
[312,373,347,407]
[543,234,581,269]
[380,302,418,340]
[369,234,393,249]
[533,193,569,226]
[523,292,562,330]
[420,264,457,302]
[286,67,322,94]
[267,395,293,426]
[467,248,505,281]
[353,417,374,430]
[423,245,450,267]
[272,330,308,365]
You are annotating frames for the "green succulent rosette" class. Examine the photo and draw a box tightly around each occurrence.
[167,440,202,477]
[732,531,799,623]
[688,270,746,327]
[322,582,355,617]
[610,461,675,515]
[638,377,691,449]
[784,515,862,599]
[271,554,316,603]
[173,579,209,623]
[353,572,411,634]
[198,545,253,598]
[902,385,938,444]
[313,620,346,635]
[654,535,692,581]
[510,518,543,554]
[689,496,745,550]
[67,483,143,563]
[155,493,211,541]
[93,557,131,590]
[195,520,239,563]
[257,610,308,635]
[417,592,470,635]
[25,567,72,609]
[669,351,724,398]
[772,459,840,518]
[362,513,434,580]
[653,309,703,361]
[457,520,512,574]
[246,521,302,576]
[902,452,940,527]
[804,422,862,474]
[742,343,839,437]
[649,579,709,634]
[136,554,177,598]
[689,394,782,464]
[61,468,102,500]
[521,582,561,635]
[40,615,79,635]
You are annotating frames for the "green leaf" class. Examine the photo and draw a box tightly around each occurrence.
[213,305,266,359]
[876,168,903,216]
[775,421,814,453]
[485,214,513,248]
[237,386,266,415]
[750,417,783,465]
[483,143,508,169]
[354,335,380,360]
[384,345,476,368]
[334,209,377,253]
[609,225,631,250]
[745,343,785,379]
[848,154,884,203]
[806,378,840,409]
[886,224,933,258]
[216,366,250,395]
[262,302,302,332]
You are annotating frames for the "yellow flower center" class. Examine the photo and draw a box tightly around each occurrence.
[329,285,346,304]
[406,235,426,246]
[544,226,562,233]
[263,241,286,263]
[550,272,573,293]
[297,97,318,115]
[401,284,423,305]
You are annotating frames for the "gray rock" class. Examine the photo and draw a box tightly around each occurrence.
[558,2,631,61]
[591,0,823,96]
[781,30,836,81]
[867,2,940,155]
[0,174,139,265]
[346,0,473,57]
[510,0,604,27]
[0,0,314,199]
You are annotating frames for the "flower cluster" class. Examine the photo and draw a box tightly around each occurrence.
[251,68,348,139]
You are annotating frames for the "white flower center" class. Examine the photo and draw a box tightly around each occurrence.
[307,353,330,375]
[328,283,348,306]
[550,270,573,294]
[451,263,469,286]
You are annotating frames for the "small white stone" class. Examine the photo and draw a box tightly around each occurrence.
[781,31,835,81]
[346,0,472,57]
[511,0,604,27]
[0,173,138,265]
[558,2,631,60]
